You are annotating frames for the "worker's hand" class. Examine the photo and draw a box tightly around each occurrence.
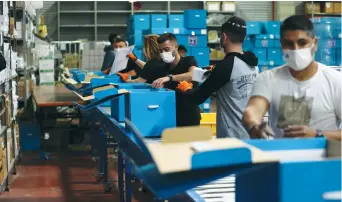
[117,72,129,82]
[249,122,275,139]
[177,81,193,92]
[152,76,170,88]
[283,125,316,138]
[127,53,137,61]
[203,65,215,72]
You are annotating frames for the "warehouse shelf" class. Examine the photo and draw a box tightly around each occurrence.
[97,10,131,13]
[60,24,95,28]
[98,24,127,27]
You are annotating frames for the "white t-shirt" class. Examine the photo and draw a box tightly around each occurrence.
[251,63,342,138]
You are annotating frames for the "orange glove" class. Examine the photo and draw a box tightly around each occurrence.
[127,53,137,61]
[117,72,129,81]
[177,81,193,92]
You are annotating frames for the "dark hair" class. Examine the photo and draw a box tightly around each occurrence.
[108,33,118,44]
[221,17,246,44]
[114,37,126,44]
[178,45,187,52]
[280,15,314,39]
[157,33,178,44]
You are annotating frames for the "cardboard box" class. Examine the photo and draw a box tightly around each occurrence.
[304,2,320,14]
[222,2,236,12]
[206,2,221,11]
[323,2,334,13]
[334,2,341,13]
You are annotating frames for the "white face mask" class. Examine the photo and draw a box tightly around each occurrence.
[283,43,315,71]
[160,51,175,63]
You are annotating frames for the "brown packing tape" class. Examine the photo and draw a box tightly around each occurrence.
[161,126,212,144]
[145,136,278,174]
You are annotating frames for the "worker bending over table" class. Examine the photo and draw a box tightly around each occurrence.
[243,15,342,141]
[176,16,259,139]
[101,36,142,79]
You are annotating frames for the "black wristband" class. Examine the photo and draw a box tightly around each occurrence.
[168,75,173,82]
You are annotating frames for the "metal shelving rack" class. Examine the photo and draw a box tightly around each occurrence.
[0,1,20,193]
[56,1,235,41]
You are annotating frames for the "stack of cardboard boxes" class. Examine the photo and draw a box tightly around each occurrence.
[0,136,7,184]
[81,42,108,71]
[64,53,80,69]
[305,2,341,14]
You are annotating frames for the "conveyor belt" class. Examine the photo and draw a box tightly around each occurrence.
[192,176,235,202]
[100,107,236,202]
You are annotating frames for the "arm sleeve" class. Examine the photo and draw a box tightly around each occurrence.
[187,56,198,69]
[187,56,234,105]
[140,60,156,81]
[250,71,272,103]
[101,52,114,71]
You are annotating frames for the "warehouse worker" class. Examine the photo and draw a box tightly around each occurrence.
[102,37,142,79]
[152,33,201,127]
[242,15,342,141]
[127,34,169,83]
[101,33,117,71]
[178,45,188,57]
[177,16,259,139]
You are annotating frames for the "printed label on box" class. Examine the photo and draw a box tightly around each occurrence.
[201,29,207,35]
[188,36,198,46]
[262,40,268,47]
[173,28,179,34]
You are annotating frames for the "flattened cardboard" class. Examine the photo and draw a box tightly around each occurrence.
[73,91,94,101]
[81,75,103,84]
[61,74,77,85]
[161,126,212,144]
[145,137,278,174]
[327,140,341,158]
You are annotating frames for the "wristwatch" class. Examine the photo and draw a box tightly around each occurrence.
[316,129,324,138]
[168,74,173,82]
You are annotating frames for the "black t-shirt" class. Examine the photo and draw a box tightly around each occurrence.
[140,56,201,126]
[140,58,169,84]
[165,56,201,126]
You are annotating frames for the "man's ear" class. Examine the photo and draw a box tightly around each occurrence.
[313,37,318,51]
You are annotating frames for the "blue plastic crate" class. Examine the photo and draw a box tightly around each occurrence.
[176,35,207,48]
[337,48,341,65]
[267,48,283,66]
[184,10,207,29]
[190,47,210,67]
[246,21,262,35]
[264,21,281,35]
[187,29,207,36]
[151,14,167,28]
[318,39,339,49]
[128,32,144,47]
[19,122,41,151]
[316,48,337,66]
[253,48,267,65]
[314,23,334,38]
[168,14,184,28]
[255,35,275,48]
[200,98,211,113]
[145,28,171,35]
[134,48,144,60]
[169,28,188,35]
[243,37,254,51]
[129,14,151,31]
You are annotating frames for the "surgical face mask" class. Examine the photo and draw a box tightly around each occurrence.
[160,51,175,63]
[283,43,315,71]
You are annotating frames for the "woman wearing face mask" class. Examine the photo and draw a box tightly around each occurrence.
[243,15,342,141]
[126,34,169,83]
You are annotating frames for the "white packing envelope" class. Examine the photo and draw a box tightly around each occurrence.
[192,67,210,83]
[109,45,135,75]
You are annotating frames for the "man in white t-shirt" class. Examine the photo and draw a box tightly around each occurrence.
[242,15,342,141]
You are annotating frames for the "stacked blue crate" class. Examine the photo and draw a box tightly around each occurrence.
[313,17,341,66]
[127,14,151,60]
[244,21,285,72]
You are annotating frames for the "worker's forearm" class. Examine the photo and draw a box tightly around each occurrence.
[172,72,193,82]
[134,59,146,69]
[322,130,342,141]
[242,106,265,128]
